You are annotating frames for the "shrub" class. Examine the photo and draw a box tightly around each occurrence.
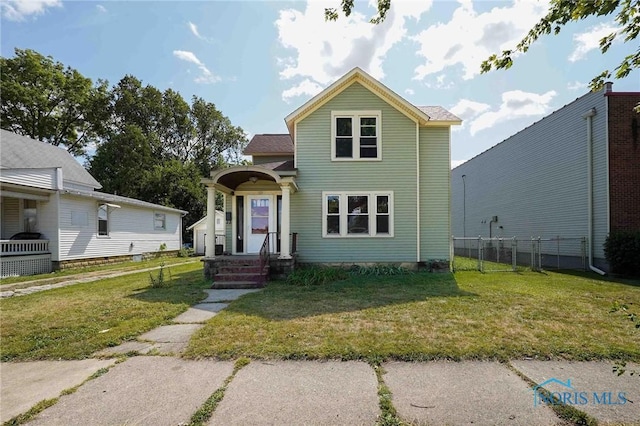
[178,247,193,258]
[149,263,172,288]
[604,231,640,277]
[348,264,412,276]
[286,265,349,286]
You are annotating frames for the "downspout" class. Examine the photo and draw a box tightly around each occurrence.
[416,121,420,263]
[582,107,606,275]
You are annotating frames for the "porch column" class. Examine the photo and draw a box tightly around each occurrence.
[279,183,291,259]
[205,186,216,258]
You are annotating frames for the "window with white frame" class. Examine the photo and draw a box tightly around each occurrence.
[331,111,381,160]
[154,212,167,231]
[322,192,393,237]
[98,204,109,236]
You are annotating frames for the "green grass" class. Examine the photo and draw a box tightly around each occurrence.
[0,262,208,361]
[184,270,640,361]
[0,256,197,287]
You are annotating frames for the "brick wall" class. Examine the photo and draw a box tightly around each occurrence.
[608,93,640,232]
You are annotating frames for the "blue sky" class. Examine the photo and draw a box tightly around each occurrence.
[2,0,638,167]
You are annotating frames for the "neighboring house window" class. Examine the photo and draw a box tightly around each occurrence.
[23,200,37,232]
[331,111,381,161]
[154,213,167,231]
[322,191,393,237]
[98,204,109,236]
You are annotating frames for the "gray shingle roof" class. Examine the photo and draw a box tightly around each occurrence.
[416,106,461,122]
[244,134,294,155]
[0,130,101,189]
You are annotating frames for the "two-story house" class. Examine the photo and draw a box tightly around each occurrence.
[201,67,461,286]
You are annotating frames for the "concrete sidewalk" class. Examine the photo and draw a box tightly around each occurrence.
[3,358,639,425]
[2,286,639,425]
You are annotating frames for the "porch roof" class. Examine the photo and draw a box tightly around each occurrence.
[204,164,297,192]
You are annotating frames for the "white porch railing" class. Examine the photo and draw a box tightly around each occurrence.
[1,240,52,277]
[1,239,50,256]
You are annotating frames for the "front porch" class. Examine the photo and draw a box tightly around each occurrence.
[1,239,52,278]
[201,165,298,285]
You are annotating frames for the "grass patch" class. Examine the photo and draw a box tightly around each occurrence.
[2,398,58,426]
[0,257,197,287]
[0,262,207,361]
[506,363,597,425]
[188,358,251,426]
[185,271,640,361]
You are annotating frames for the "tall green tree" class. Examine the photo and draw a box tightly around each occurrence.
[326,0,639,91]
[190,96,247,177]
[88,125,153,198]
[0,48,111,156]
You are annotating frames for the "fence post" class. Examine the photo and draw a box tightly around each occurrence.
[478,236,483,272]
[451,235,455,272]
[581,237,587,271]
[531,238,535,271]
[556,235,560,270]
[538,237,542,272]
[512,237,517,272]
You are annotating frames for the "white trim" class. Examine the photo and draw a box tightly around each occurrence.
[285,67,434,135]
[294,121,298,169]
[331,110,382,161]
[416,122,420,262]
[321,191,394,238]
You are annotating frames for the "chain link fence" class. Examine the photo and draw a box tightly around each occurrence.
[451,236,587,272]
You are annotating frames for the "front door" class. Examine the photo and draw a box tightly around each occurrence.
[246,195,273,253]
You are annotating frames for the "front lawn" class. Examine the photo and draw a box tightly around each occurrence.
[184,271,640,361]
[0,262,208,361]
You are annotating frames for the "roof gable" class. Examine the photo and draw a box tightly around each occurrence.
[284,67,460,135]
[0,130,101,189]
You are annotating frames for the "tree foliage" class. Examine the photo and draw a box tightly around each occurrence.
[1,48,111,156]
[1,48,247,242]
[325,0,639,91]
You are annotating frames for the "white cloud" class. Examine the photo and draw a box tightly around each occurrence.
[569,22,619,62]
[188,21,214,43]
[462,90,557,135]
[1,0,61,21]
[411,0,548,80]
[173,50,221,84]
[282,79,324,103]
[275,0,432,101]
[404,88,415,96]
[449,99,490,131]
[567,80,587,91]
[96,4,107,13]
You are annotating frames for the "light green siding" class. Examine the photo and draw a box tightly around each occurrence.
[419,127,451,260]
[290,82,419,263]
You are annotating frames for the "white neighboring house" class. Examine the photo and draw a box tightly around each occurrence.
[0,130,187,277]
[187,211,225,255]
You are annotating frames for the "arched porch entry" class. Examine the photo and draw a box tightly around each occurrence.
[202,165,297,259]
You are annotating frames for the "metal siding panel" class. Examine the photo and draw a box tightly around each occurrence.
[290,82,418,263]
[451,90,607,261]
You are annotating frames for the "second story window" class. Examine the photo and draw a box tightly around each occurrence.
[332,111,381,161]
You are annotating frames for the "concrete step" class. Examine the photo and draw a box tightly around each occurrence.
[215,272,267,282]
[211,280,265,289]
[216,265,265,274]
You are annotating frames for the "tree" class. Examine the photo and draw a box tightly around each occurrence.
[325,0,639,91]
[480,0,639,91]
[1,48,111,156]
